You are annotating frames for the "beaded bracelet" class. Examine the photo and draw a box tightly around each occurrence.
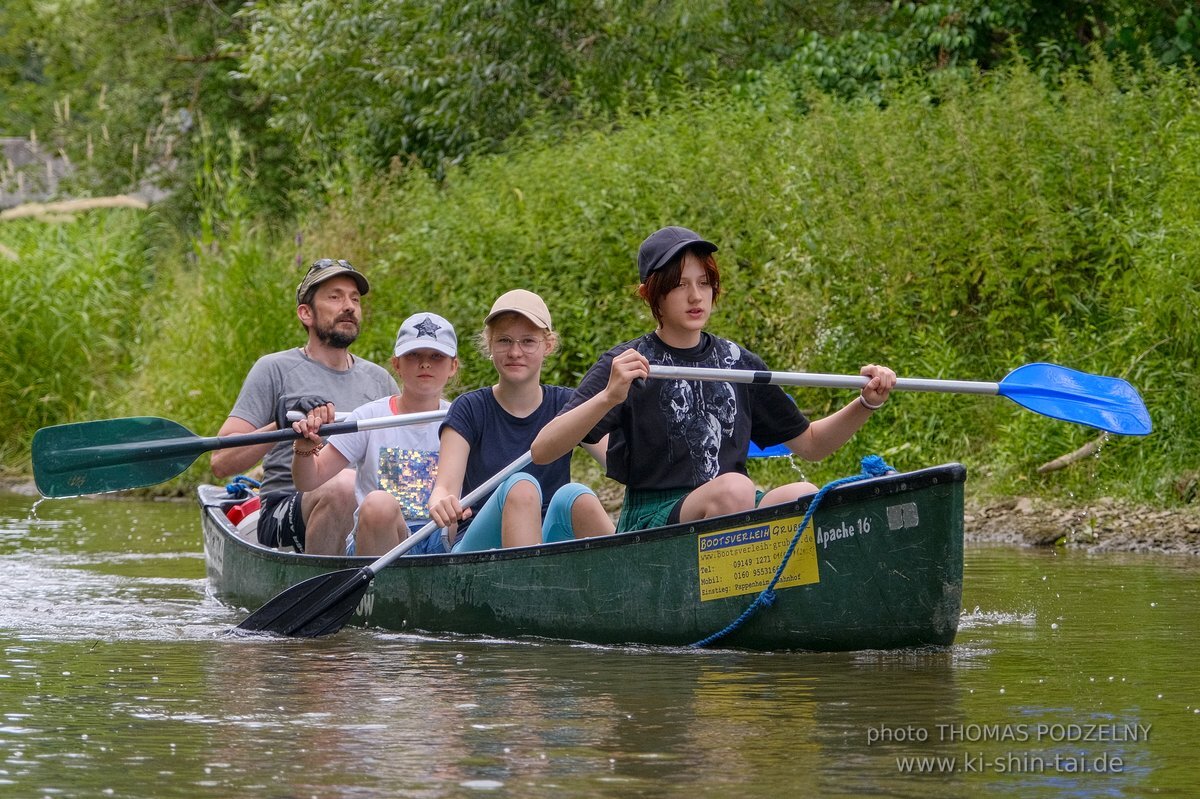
[293,441,325,457]
[858,394,885,411]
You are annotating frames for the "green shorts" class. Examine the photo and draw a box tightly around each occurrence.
[618,485,769,532]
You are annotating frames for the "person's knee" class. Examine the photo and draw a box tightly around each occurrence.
[358,491,402,528]
[710,473,756,510]
[687,473,756,519]
[306,471,357,516]
[300,472,359,554]
[540,484,609,542]
[326,471,359,512]
[504,476,541,510]
[570,492,614,537]
[760,481,818,507]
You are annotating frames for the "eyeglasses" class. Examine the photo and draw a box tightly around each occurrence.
[492,336,544,354]
[309,258,356,273]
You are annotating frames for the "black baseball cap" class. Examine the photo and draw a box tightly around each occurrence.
[637,226,718,282]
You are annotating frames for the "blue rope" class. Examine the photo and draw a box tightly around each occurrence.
[224,474,261,499]
[689,455,895,649]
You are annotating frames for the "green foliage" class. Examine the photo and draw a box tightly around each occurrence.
[7,0,1195,216]
[233,0,880,175]
[0,0,295,215]
[5,53,1198,510]
[105,55,1196,504]
[785,1,1200,102]
[0,0,45,133]
[119,127,300,483]
[0,212,155,466]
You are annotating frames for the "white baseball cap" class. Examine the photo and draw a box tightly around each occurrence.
[394,312,457,357]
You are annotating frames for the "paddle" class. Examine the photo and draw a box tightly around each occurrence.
[234,450,534,637]
[32,409,449,498]
[648,362,1152,436]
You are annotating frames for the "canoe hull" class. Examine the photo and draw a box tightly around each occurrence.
[201,464,965,651]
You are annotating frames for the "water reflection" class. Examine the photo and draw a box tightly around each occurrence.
[2,490,1199,798]
[179,635,968,797]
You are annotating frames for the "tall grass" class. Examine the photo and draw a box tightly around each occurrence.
[277,60,1198,503]
[0,212,155,469]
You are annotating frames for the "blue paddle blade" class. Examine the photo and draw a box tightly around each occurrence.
[998,363,1152,436]
[749,441,791,458]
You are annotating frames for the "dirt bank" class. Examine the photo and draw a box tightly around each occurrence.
[966,497,1200,555]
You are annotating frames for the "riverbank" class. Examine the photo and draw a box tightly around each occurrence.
[6,473,1198,556]
[966,495,1200,555]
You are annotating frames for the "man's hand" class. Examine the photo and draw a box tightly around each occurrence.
[275,395,333,431]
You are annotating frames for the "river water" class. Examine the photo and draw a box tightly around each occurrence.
[1,489,1197,798]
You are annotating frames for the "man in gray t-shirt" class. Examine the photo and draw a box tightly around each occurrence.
[211,259,398,554]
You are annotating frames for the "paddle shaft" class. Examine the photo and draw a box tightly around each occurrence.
[58,410,448,470]
[648,365,999,395]
[647,361,1150,436]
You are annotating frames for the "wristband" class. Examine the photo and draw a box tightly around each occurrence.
[293,441,325,457]
[858,394,885,411]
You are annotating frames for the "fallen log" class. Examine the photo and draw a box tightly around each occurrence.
[0,194,149,221]
[1037,435,1106,474]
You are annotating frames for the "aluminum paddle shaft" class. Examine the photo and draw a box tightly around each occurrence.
[648,362,1151,436]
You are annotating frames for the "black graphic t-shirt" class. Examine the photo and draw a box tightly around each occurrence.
[563,332,810,491]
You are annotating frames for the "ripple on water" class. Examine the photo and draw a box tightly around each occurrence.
[0,555,231,642]
[958,606,1038,629]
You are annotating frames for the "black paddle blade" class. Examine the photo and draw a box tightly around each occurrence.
[234,567,373,637]
[32,416,205,497]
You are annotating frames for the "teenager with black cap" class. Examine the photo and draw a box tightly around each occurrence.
[532,226,896,532]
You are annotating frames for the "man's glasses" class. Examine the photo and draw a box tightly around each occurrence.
[492,336,544,354]
[309,258,356,273]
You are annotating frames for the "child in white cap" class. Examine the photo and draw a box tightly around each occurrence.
[292,312,459,555]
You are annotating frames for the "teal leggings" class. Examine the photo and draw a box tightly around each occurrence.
[451,472,595,552]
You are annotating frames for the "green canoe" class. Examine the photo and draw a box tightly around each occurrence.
[200,463,966,651]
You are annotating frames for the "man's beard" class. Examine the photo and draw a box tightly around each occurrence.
[315,315,360,349]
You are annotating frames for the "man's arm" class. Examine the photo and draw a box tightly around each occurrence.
[210,416,277,479]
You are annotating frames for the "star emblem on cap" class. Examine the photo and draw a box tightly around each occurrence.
[414,316,441,339]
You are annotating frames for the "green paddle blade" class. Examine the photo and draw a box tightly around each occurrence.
[32,410,445,498]
[32,416,211,498]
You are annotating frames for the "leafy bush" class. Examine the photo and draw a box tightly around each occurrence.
[233,0,880,175]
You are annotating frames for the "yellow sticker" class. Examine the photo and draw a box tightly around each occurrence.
[697,515,819,601]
